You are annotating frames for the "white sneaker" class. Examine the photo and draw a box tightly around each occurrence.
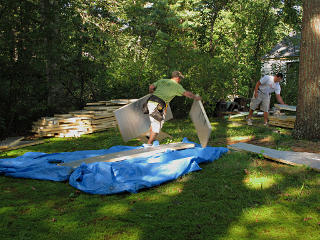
[142,143,152,148]
[264,122,268,127]
[247,119,253,126]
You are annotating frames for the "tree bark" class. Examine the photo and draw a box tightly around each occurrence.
[249,0,273,97]
[293,0,320,140]
[41,0,63,112]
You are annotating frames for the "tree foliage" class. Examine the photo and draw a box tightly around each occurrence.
[0,0,302,138]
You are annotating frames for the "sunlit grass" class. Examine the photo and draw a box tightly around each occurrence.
[244,175,278,190]
[223,202,319,240]
[98,203,129,215]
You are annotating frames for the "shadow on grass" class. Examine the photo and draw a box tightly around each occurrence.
[0,121,319,240]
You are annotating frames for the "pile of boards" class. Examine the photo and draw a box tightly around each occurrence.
[268,104,296,129]
[32,99,136,138]
[268,115,296,129]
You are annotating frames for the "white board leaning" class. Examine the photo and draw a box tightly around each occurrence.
[189,100,212,148]
[114,94,173,142]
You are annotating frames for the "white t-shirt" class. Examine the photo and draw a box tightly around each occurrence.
[259,75,281,95]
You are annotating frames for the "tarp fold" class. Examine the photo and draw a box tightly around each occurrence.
[0,138,228,194]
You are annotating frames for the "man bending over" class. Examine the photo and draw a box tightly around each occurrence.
[247,73,285,126]
[147,71,201,145]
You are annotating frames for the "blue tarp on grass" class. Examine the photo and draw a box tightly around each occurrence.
[0,138,228,195]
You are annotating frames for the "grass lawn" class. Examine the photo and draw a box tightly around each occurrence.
[0,117,319,240]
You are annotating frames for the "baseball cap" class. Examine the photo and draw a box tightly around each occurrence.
[172,71,184,79]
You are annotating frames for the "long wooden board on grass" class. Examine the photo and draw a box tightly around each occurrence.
[1,139,45,151]
[0,137,24,149]
[228,142,320,171]
[61,142,195,168]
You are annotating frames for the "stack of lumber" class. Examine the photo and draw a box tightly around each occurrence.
[32,99,137,138]
[269,115,296,128]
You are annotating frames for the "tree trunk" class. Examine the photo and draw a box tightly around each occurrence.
[248,0,273,97]
[41,0,63,112]
[293,0,320,140]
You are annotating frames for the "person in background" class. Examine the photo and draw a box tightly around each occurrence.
[247,73,285,126]
[146,71,201,145]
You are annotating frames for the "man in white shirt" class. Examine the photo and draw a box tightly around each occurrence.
[247,73,285,126]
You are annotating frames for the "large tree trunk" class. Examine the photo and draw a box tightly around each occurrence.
[293,0,320,140]
[41,0,64,112]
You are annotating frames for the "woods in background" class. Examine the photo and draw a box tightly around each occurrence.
[0,0,302,138]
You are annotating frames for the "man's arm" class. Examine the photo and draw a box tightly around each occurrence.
[254,81,261,98]
[183,91,202,101]
[149,84,156,93]
[275,94,285,104]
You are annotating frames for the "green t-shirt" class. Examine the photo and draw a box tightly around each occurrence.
[152,79,186,104]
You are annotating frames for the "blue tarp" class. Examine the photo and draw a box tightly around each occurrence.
[0,138,228,195]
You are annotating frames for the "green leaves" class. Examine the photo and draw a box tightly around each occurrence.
[0,0,302,138]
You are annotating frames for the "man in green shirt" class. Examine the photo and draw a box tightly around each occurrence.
[146,71,201,145]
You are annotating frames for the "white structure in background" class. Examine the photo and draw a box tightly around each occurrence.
[261,32,300,78]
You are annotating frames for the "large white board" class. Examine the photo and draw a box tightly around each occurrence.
[61,142,195,168]
[189,100,212,148]
[115,94,173,142]
[228,142,320,171]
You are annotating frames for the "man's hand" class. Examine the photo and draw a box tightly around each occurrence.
[194,95,202,101]
[276,94,285,105]
[183,91,201,101]
[149,84,156,93]
[254,81,261,98]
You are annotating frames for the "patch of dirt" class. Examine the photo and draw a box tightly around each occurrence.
[289,141,320,153]
[247,137,277,149]
[217,119,320,154]
[247,138,320,154]
[225,135,320,154]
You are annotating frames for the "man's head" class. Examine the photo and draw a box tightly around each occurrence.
[171,71,184,82]
[274,73,283,82]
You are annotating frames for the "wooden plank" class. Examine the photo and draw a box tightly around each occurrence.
[54,114,74,118]
[36,126,87,132]
[224,112,249,119]
[274,104,296,111]
[269,115,296,121]
[270,123,294,127]
[60,142,195,168]
[110,99,131,105]
[84,106,114,111]
[86,102,106,106]
[269,123,294,129]
[109,99,137,105]
[228,142,320,171]
[0,137,24,149]
[91,114,114,119]
[269,115,296,128]
[91,118,116,124]
[1,140,45,151]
